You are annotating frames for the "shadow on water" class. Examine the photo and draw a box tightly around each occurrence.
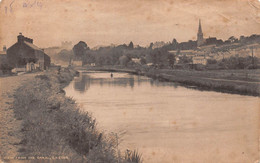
[74,75,91,93]
[150,78,178,88]
[73,71,179,93]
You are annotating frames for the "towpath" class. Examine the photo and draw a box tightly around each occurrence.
[0,73,40,161]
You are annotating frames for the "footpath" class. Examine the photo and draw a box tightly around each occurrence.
[0,73,40,161]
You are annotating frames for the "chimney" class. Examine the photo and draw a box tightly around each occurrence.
[3,45,6,51]
[17,33,24,43]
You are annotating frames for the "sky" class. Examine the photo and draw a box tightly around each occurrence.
[0,0,260,49]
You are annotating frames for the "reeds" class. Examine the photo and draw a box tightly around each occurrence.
[125,149,143,163]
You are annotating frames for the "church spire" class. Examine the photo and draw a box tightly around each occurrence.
[197,19,204,47]
[198,19,202,34]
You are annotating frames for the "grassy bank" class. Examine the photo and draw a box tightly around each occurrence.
[8,67,142,163]
[77,66,260,96]
[148,70,259,96]
[146,69,260,96]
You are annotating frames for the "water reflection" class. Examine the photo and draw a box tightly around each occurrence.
[65,71,259,163]
[74,75,90,93]
[150,78,178,88]
[73,71,178,93]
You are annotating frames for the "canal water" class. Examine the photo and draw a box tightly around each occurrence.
[64,71,259,163]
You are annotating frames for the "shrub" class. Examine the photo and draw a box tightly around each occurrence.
[207,59,217,64]
[35,74,49,80]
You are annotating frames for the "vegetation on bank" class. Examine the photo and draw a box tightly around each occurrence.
[10,68,142,163]
[84,66,260,96]
[147,69,260,96]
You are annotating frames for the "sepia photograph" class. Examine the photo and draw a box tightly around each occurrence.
[0,0,260,162]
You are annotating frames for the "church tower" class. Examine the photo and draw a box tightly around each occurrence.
[197,19,204,47]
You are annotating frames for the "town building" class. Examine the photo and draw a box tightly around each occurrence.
[204,37,223,46]
[6,33,50,71]
[168,50,196,57]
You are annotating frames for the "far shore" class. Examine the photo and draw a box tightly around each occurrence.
[75,66,260,96]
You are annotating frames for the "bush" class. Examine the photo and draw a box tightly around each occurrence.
[35,74,50,80]
[207,59,217,64]
[217,56,259,69]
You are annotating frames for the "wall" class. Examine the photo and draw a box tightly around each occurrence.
[7,43,35,68]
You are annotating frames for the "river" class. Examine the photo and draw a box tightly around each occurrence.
[64,71,259,163]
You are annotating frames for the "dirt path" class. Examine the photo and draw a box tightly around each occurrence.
[0,73,40,160]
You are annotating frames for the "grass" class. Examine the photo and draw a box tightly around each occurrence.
[146,69,260,96]
[159,69,260,82]
[125,150,143,163]
[11,67,142,163]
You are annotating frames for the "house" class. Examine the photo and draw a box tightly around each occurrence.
[169,49,197,64]
[169,49,196,57]
[6,33,50,71]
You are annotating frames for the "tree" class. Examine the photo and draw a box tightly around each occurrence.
[82,53,95,65]
[148,48,169,68]
[119,55,131,66]
[172,39,178,46]
[140,57,146,65]
[104,56,112,65]
[149,42,153,49]
[97,56,105,66]
[57,49,74,62]
[178,55,192,64]
[73,41,90,59]
[128,41,134,49]
[207,59,217,65]
[167,53,175,68]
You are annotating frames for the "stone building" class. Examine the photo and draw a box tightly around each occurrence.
[6,33,50,71]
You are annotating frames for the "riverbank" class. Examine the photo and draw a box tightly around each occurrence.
[77,66,260,96]
[1,67,142,163]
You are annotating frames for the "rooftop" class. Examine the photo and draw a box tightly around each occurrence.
[24,41,42,51]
